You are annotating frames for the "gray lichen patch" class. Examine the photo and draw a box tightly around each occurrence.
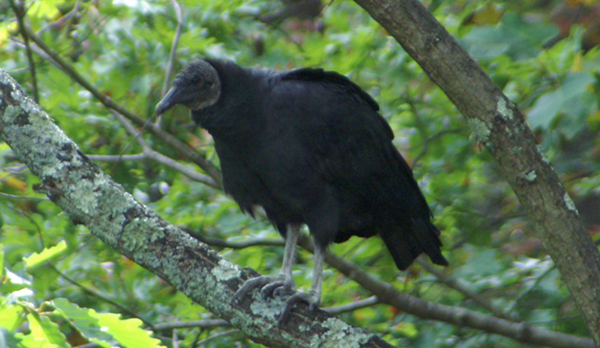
[310,318,371,348]
[212,259,241,281]
[467,118,491,143]
[497,97,514,120]
[68,178,99,214]
[524,170,537,182]
[121,212,167,250]
[2,104,19,123]
[250,297,282,322]
[563,192,579,215]
[122,217,155,251]
[537,146,551,164]
[10,89,24,103]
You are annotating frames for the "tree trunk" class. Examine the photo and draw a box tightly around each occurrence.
[352,0,600,342]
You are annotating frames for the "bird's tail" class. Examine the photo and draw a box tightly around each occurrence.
[380,218,448,270]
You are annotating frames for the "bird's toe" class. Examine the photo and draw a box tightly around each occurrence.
[261,276,295,297]
[232,275,273,303]
[278,291,320,324]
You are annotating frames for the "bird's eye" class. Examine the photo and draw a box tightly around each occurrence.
[191,77,201,85]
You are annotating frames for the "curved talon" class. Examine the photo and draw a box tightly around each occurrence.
[232,275,273,303]
[261,277,295,297]
[272,285,295,297]
[278,291,320,324]
[261,281,284,296]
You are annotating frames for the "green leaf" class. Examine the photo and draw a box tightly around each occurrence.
[53,300,163,348]
[0,327,23,348]
[528,72,596,132]
[28,0,62,19]
[23,241,68,271]
[0,246,4,280]
[51,298,116,348]
[0,303,25,331]
[96,312,163,348]
[26,312,69,348]
[460,12,558,60]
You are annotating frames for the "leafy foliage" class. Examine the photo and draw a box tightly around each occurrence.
[1,0,600,347]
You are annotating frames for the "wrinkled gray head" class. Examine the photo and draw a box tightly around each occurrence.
[155,60,221,115]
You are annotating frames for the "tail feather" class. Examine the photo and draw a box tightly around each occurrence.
[381,218,448,270]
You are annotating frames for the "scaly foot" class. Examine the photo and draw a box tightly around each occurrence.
[278,290,320,324]
[232,274,295,303]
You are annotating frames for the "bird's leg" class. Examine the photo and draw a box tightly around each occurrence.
[278,242,325,323]
[261,224,300,296]
[232,224,300,303]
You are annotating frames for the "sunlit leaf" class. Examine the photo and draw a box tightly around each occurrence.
[23,241,68,271]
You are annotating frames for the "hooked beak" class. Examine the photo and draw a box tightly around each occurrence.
[155,87,182,116]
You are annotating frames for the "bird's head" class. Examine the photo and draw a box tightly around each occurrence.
[155,60,221,116]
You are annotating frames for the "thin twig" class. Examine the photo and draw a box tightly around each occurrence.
[22,25,223,188]
[181,226,284,249]
[8,0,39,103]
[509,261,556,315]
[157,0,183,127]
[154,319,230,331]
[195,329,241,346]
[37,0,81,35]
[86,154,147,162]
[50,265,155,329]
[417,256,518,322]
[112,111,219,188]
[323,296,379,315]
[0,192,48,200]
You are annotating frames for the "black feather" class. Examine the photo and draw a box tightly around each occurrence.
[158,58,448,271]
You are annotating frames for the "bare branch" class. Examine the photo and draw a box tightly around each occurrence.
[417,257,517,322]
[0,192,48,200]
[112,111,219,189]
[324,296,379,315]
[0,69,394,347]
[157,0,183,128]
[181,226,284,249]
[7,0,39,103]
[37,0,81,36]
[86,154,147,162]
[352,0,600,341]
[196,329,242,346]
[50,265,154,329]
[295,234,594,348]
[182,227,592,347]
[154,320,230,331]
[21,25,223,188]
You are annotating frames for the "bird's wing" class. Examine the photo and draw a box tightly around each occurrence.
[274,67,421,207]
[267,68,446,268]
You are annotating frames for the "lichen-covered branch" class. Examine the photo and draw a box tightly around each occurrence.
[1,65,594,348]
[351,0,600,342]
[0,69,392,348]
[21,25,223,188]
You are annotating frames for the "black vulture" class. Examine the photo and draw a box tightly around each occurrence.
[155,58,448,319]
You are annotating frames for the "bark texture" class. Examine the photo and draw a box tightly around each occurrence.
[352,0,600,342]
[0,69,392,348]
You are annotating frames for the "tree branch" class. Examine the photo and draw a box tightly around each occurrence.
[112,110,219,188]
[182,227,593,347]
[416,257,517,322]
[156,0,183,128]
[8,0,39,103]
[295,234,593,348]
[0,69,393,348]
[352,0,600,342]
[20,25,223,188]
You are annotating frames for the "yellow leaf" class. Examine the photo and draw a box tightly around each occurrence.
[23,241,68,270]
[3,176,27,192]
[571,53,584,72]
